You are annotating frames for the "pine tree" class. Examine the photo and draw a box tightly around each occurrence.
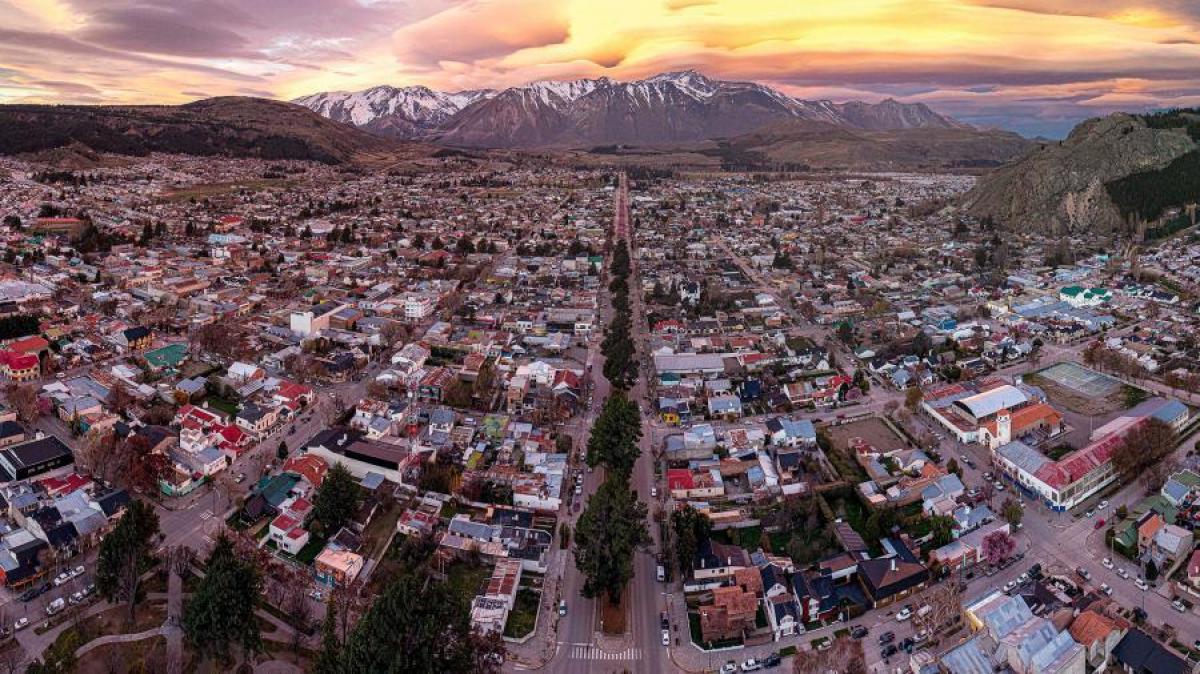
[312,598,341,674]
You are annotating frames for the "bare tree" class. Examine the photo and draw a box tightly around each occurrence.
[0,641,25,674]
[5,383,40,426]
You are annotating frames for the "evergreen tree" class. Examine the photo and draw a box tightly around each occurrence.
[182,534,262,664]
[574,476,649,602]
[313,463,360,534]
[95,499,160,624]
[312,597,341,674]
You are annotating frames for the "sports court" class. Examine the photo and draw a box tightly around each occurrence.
[1035,362,1121,398]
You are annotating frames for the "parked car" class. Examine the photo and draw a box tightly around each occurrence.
[1075,567,1091,581]
[1135,577,1149,591]
[660,612,670,630]
[558,601,567,616]
[1099,583,1112,596]
[309,590,324,601]
[762,653,781,668]
[1097,500,1109,511]
[1003,581,1017,594]
[1085,509,1094,518]
[661,629,670,646]
[234,473,246,484]
[1102,557,1114,569]
[53,572,70,587]
[46,598,65,615]
[73,565,85,578]
[1116,567,1130,579]
[12,618,28,632]
[878,631,896,645]
[850,625,868,639]
[720,662,738,674]
[1173,599,1187,613]
[1094,518,1105,530]
[740,658,763,672]
[881,644,898,658]
[68,591,83,605]
[895,607,912,621]
[993,481,1005,492]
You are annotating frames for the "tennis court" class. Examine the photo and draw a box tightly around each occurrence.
[1036,362,1121,397]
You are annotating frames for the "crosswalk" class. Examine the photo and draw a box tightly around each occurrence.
[568,644,642,661]
[199,509,214,521]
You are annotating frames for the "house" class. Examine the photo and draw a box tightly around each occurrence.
[235,402,277,438]
[698,584,758,643]
[313,546,365,587]
[0,435,74,481]
[1111,629,1189,674]
[0,350,40,382]
[1068,609,1126,670]
[765,418,816,448]
[116,326,153,352]
[857,540,929,608]
[707,394,743,420]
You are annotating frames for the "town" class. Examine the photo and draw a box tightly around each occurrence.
[0,151,1196,674]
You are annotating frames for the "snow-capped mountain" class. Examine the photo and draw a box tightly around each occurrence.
[294,70,967,148]
[292,85,494,136]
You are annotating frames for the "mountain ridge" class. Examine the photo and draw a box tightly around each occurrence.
[295,70,971,148]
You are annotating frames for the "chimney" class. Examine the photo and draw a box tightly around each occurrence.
[890,558,897,572]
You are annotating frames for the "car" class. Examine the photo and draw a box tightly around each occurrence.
[762,653,782,668]
[881,644,898,658]
[993,481,1005,492]
[661,612,670,630]
[650,487,658,498]
[1029,563,1043,578]
[1194,639,1200,651]
[1173,600,1188,613]
[309,590,324,601]
[878,631,896,645]
[720,662,738,674]
[740,658,763,671]
[53,572,70,587]
[913,629,930,643]
[234,473,246,484]
[73,565,84,577]
[1094,518,1106,530]
[983,472,994,481]
[83,583,95,596]
[1116,567,1130,579]
[1097,500,1109,511]
[1085,509,1094,518]
[1076,567,1091,581]
[661,629,670,646]
[12,618,28,632]
[1003,581,1017,594]
[816,638,833,652]
[1135,577,1149,591]
[46,598,65,616]
[558,601,567,616]
[895,607,912,621]
[574,484,583,495]
[850,625,868,639]
[900,637,914,651]
[1102,557,1114,569]
[1017,572,1029,585]
[55,372,65,380]
[966,487,980,498]
[1099,583,1112,596]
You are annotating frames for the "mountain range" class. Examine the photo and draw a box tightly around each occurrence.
[295,70,970,149]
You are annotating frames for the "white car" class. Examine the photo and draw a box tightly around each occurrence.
[1003,581,1017,594]
[1099,583,1112,596]
[12,618,28,632]
[1173,600,1188,613]
[53,572,70,587]
[650,487,658,498]
[73,565,85,577]
[661,629,670,646]
[720,663,738,674]
[740,659,763,672]
[1116,568,1130,580]
[1102,558,1114,569]
[1097,500,1109,511]
[1135,577,1149,591]
[993,481,1005,492]
[895,607,913,621]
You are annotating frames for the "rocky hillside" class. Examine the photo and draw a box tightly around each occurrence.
[0,97,388,164]
[963,112,1200,235]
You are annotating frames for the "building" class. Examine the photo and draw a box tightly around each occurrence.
[0,435,74,482]
[290,302,343,337]
[0,349,39,382]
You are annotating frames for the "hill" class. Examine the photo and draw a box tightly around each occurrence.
[963,111,1200,235]
[0,97,389,164]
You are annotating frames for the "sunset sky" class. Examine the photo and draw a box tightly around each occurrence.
[3,0,1200,136]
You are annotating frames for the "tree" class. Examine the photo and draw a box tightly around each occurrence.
[671,506,711,579]
[981,529,1016,565]
[929,515,956,548]
[335,572,504,673]
[277,441,289,461]
[585,393,642,479]
[313,463,360,535]
[183,534,262,664]
[96,499,160,624]
[117,434,169,494]
[1145,559,1159,582]
[1001,497,1024,527]
[107,381,135,418]
[904,386,923,411]
[6,383,40,425]
[946,458,961,477]
[313,597,342,674]
[574,476,649,602]
[26,630,79,674]
[1111,418,1176,484]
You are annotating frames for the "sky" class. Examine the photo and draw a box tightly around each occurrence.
[4,0,1200,137]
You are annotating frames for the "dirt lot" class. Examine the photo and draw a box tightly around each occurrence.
[1024,372,1128,417]
[821,416,906,453]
